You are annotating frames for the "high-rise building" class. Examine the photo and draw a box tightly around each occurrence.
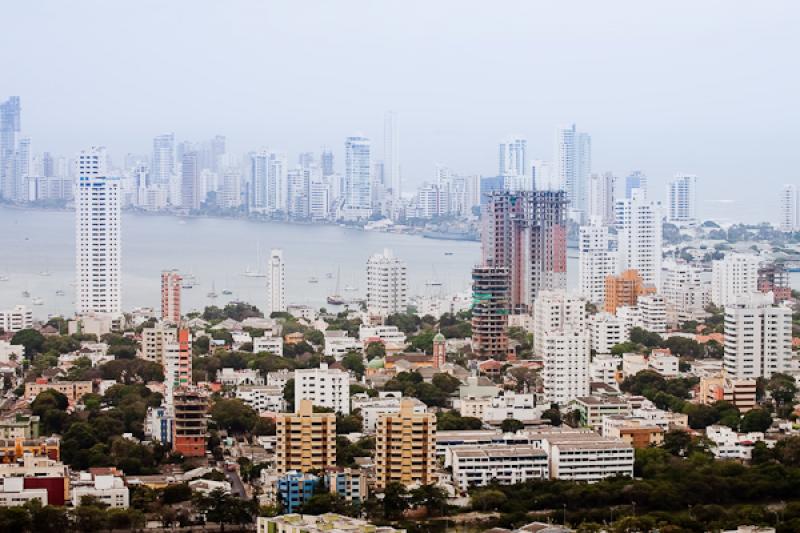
[172,387,208,457]
[152,133,175,184]
[219,167,242,209]
[587,172,616,225]
[471,265,510,358]
[366,249,407,316]
[668,174,698,223]
[661,261,710,327]
[555,124,591,221]
[344,136,371,212]
[625,171,648,200]
[375,399,436,490]
[320,148,334,177]
[294,363,350,414]
[578,220,617,304]
[75,147,121,315]
[541,330,590,406]
[615,189,662,290]
[309,178,330,220]
[180,152,201,210]
[276,399,337,474]
[0,96,21,201]
[724,292,792,379]
[266,249,286,315]
[13,137,32,201]
[711,253,760,308]
[160,270,182,324]
[499,137,527,190]
[384,112,400,202]
[164,328,192,406]
[533,290,587,356]
[779,184,799,232]
[481,191,568,312]
[287,167,310,219]
[604,270,655,315]
[758,262,793,302]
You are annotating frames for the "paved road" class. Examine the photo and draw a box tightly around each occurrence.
[225,469,247,498]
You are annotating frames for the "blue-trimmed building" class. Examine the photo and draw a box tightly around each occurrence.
[277,471,319,513]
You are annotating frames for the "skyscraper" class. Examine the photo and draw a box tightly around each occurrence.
[624,171,648,200]
[499,137,527,190]
[0,96,21,201]
[578,220,617,304]
[779,184,799,232]
[481,191,568,312]
[384,112,400,201]
[161,270,182,324]
[471,265,510,358]
[711,253,759,308]
[75,147,121,315]
[615,189,662,290]
[555,124,591,220]
[267,249,286,315]
[152,133,175,184]
[344,136,371,213]
[180,151,201,210]
[668,174,698,223]
[587,172,616,225]
[320,148,334,177]
[366,249,408,316]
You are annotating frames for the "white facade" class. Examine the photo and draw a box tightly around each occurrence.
[451,445,548,490]
[294,363,350,414]
[779,184,799,232]
[0,305,33,333]
[615,188,662,290]
[667,174,698,223]
[482,391,540,423]
[637,294,667,334]
[555,124,591,221]
[266,249,286,315]
[218,368,264,387]
[75,147,121,314]
[253,336,283,356]
[352,393,427,433]
[587,172,616,225]
[711,254,759,307]
[72,474,130,509]
[366,249,408,316]
[499,137,527,180]
[542,433,634,481]
[323,331,362,359]
[662,261,710,326]
[358,324,406,347]
[236,385,286,413]
[578,220,617,304]
[590,354,621,385]
[723,292,792,379]
[541,330,590,406]
[589,312,628,354]
[533,290,586,356]
[344,136,371,212]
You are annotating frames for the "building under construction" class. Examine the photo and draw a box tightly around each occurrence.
[471,265,510,358]
[481,190,568,313]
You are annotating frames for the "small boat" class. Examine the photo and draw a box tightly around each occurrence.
[0,275,8,282]
[426,280,443,287]
[308,277,319,284]
[39,270,51,277]
[244,266,266,278]
[222,289,233,295]
[444,251,454,256]
[32,297,44,306]
[327,295,345,305]
[22,291,30,298]
[207,282,218,299]
[55,289,65,296]
[182,282,194,289]
[344,285,357,292]
[325,273,333,279]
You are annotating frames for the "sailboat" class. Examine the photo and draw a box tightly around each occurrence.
[207,282,218,299]
[326,267,345,305]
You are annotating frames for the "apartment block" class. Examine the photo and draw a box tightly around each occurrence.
[375,399,437,490]
[276,399,336,474]
[450,445,548,490]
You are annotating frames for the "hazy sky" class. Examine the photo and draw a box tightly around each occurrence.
[4,1,799,222]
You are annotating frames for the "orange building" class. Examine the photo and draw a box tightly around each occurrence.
[0,437,60,463]
[160,270,182,324]
[172,387,208,457]
[604,269,656,314]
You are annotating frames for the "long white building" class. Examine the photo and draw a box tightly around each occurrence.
[578,219,617,304]
[266,249,286,315]
[533,290,586,356]
[75,147,122,315]
[451,445,549,490]
[366,249,407,317]
[711,253,759,308]
[555,124,591,221]
[723,292,792,380]
[779,184,799,232]
[542,330,590,406]
[615,188,662,290]
[0,305,33,333]
[294,363,350,414]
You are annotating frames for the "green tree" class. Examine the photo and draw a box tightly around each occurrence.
[381,482,409,520]
[342,352,366,379]
[541,408,562,427]
[739,408,773,433]
[662,429,692,456]
[366,341,386,360]
[500,418,524,433]
[470,488,507,511]
[211,398,258,434]
[409,484,448,516]
[11,328,45,356]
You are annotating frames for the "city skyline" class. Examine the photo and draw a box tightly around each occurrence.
[2,1,799,222]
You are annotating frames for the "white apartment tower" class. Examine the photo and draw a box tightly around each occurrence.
[578,219,617,304]
[75,147,121,315]
[668,174,698,223]
[724,292,792,379]
[266,249,286,315]
[615,188,662,290]
[294,363,350,414]
[711,254,759,308]
[779,184,799,232]
[555,124,591,221]
[533,290,587,357]
[661,261,710,326]
[152,133,175,184]
[384,112,400,202]
[499,137,528,191]
[366,249,408,316]
[345,136,371,212]
[587,172,617,225]
[542,331,591,406]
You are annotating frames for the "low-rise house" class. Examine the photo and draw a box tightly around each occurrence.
[569,396,631,433]
[72,470,129,508]
[253,336,284,356]
[218,368,265,387]
[236,385,286,413]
